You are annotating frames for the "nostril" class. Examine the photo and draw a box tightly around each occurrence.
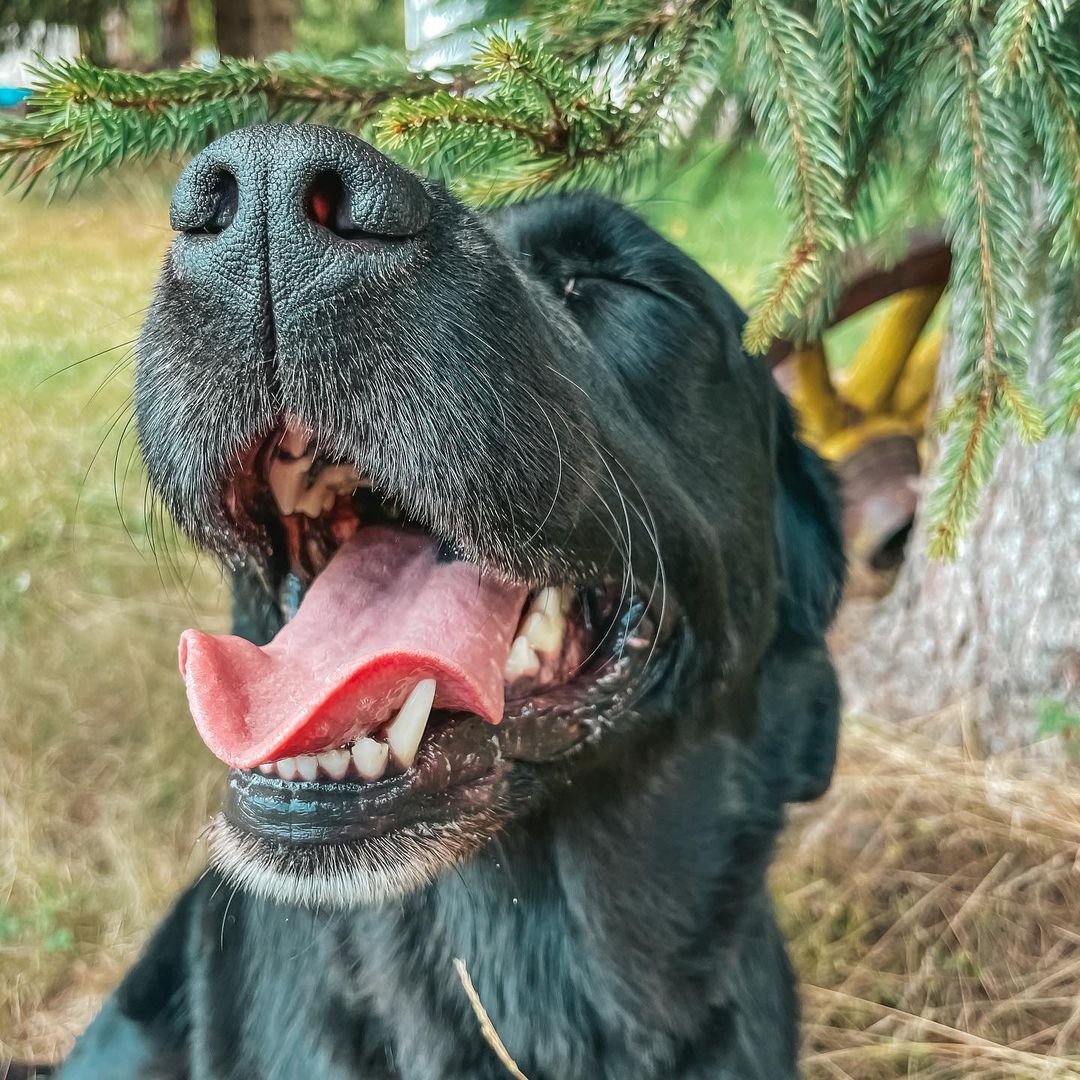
[182,168,238,236]
[304,170,409,243]
[305,170,345,232]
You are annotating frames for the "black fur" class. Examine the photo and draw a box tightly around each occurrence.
[59,125,844,1079]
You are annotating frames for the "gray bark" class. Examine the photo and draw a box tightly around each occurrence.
[838,277,1080,751]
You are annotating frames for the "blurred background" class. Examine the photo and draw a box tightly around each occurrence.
[2,2,1080,1077]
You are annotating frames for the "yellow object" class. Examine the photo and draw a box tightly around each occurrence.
[906,399,930,433]
[788,342,846,448]
[818,415,915,462]
[890,327,943,419]
[839,285,945,415]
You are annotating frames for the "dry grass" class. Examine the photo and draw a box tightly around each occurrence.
[2,170,1078,1076]
[778,713,1080,1078]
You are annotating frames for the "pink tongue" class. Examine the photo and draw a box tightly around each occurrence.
[179,528,527,768]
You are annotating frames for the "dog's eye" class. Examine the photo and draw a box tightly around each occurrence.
[563,273,665,302]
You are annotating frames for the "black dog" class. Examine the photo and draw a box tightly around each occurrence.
[58,124,843,1079]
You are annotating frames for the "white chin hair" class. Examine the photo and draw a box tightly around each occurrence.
[206,812,501,908]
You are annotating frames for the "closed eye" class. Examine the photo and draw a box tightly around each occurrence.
[563,273,672,304]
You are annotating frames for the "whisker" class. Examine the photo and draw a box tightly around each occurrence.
[35,337,137,388]
[72,393,135,557]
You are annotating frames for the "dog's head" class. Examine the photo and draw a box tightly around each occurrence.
[136,124,844,906]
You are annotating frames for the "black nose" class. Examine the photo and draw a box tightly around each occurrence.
[167,123,431,322]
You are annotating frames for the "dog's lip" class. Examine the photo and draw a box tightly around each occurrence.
[221,614,677,847]
[224,715,513,844]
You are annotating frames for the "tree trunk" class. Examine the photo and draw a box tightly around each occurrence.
[102,7,134,67]
[160,0,193,67]
[838,279,1080,751]
[214,0,294,59]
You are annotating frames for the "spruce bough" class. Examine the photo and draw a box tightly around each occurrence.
[3,0,1079,555]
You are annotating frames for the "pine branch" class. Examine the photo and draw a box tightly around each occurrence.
[1048,322,1080,431]
[776,0,946,346]
[948,32,1030,378]
[382,93,553,157]
[921,28,1036,546]
[1033,37,1080,265]
[987,0,1075,89]
[999,373,1048,441]
[535,0,689,63]
[733,0,848,351]
[843,0,948,206]
[0,52,460,190]
[818,0,884,152]
[380,22,717,199]
[926,388,1004,559]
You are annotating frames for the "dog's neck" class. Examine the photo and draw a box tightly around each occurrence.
[321,732,786,1079]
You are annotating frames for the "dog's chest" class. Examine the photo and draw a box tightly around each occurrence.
[209,860,667,1079]
[337,873,616,1079]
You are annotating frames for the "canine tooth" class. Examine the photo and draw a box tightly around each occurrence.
[386,679,436,769]
[276,756,299,781]
[317,748,351,780]
[533,586,570,616]
[352,737,389,781]
[268,456,308,516]
[522,611,563,653]
[504,635,541,678]
[295,754,319,781]
[521,587,569,654]
[258,763,274,776]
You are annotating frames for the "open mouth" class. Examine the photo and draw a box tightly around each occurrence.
[180,419,666,848]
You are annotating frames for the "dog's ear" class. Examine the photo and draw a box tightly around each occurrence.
[773,396,845,640]
[755,395,846,803]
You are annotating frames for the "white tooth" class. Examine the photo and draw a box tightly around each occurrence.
[295,754,319,781]
[258,763,274,776]
[317,748,351,781]
[352,737,390,781]
[275,756,298,781]
[386,679,436,769]
[522,611,563,654]
[521,587,569,654]
[268,456,308,516]
[504,635,541,679]
[533,586,570,616]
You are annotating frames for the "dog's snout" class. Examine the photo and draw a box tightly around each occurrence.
[167,124,431,309]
